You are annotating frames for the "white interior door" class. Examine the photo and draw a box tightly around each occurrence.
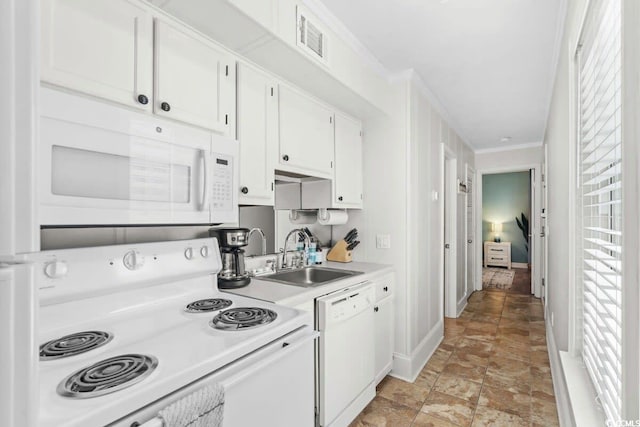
[466,165,475,296]
[443,145,457,318]
[530,169,535,294]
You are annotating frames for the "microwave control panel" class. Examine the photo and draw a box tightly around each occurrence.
[212,154,233,212]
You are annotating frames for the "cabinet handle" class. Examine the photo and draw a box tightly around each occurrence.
[160,102,171,112]
[137,94,149,105]
[383,286,388,292]
[374,306,379,313]
[282,154,289,161]
[338,196,343,201]
[241,186,249,194]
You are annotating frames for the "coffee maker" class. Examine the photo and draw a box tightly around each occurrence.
[212,228,251,289]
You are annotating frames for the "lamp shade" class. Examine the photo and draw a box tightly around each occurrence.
[491,222,502,233]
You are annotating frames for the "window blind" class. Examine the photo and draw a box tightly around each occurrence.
[578,0,622,421]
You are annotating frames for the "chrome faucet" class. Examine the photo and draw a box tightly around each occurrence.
[248,228,267,255]
[281,228,310,269]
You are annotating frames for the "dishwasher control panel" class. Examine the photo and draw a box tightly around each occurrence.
[317,281,373,328]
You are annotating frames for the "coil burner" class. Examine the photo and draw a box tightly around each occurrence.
[184,298,233,313]
[57,354,158,399]
[40,331,113,360]
[210,307,277,331]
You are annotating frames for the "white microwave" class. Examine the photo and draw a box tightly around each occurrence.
[39,88,238,226]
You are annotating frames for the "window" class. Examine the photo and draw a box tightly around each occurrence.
[576,0,622,421]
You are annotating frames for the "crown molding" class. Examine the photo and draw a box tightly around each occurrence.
[474,141,543,154]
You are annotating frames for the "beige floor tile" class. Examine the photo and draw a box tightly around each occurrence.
[414,367,440,390]
[463,328,496,343]
[424,348,453,372]
[441,358,487,383]
[378,377,432,410]
[411,412,460,427]
[420,391,476,426]
[354,281,558,427]
[470,313,501,325]
[349,395,419,427]
[484,356,531,394]
[440,335,461,352]
[531,397,560,426]
[477,384,530,418]
[470,405,528,427]
[432,373,482,403]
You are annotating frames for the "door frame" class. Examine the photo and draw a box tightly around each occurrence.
[465,164,476,299]
[475,164,543,297]
[442,143,457,317]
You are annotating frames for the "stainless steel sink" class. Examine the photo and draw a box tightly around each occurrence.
[258,266,363,287]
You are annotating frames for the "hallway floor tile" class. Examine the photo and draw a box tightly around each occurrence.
[349,286,559,427]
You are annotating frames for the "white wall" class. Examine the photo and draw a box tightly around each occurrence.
[341,72,475,381]
[543,0,586,353]
[475,145,543,171]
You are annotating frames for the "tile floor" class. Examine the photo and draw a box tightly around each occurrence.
[350,269,559,427]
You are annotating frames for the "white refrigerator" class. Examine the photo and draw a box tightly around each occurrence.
[0,0,40,425]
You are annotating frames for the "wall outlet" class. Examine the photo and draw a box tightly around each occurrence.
[376,234,391,249]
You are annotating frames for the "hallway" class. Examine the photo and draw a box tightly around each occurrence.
[350,287,558,426]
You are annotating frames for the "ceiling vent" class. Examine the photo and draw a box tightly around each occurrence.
[297,6,328,65]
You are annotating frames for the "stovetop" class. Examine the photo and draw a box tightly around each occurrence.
[29,238,311,427]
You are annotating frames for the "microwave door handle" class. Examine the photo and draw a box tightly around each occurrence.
[198,149,208,211]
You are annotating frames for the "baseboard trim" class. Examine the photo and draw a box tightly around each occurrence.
[456,298,467,317]
[546,315,574,427]
[512,262,529,269]
[390,320,444,382]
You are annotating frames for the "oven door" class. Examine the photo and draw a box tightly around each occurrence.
[115,326,318,427]
[39,88,212,226]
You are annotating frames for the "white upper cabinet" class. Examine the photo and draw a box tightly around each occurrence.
[154,19,236,135]
[278,85,334,178]
[41,0,153,110]
[237,62,277,205]
[333,113,363,208]
[41,0,236,135]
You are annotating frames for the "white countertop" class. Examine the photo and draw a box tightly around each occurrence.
[222,261,394,307]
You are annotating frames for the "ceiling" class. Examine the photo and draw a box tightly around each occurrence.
[316,0,565,151]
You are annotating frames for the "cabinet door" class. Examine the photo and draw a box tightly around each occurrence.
[334,113,363,208]
[374,296,394,384]
[237,63,277,205]
[41,0,153,110]
[278,85,334,177]
[154,19,236,135]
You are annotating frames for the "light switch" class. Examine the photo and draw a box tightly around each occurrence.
[376,234,391,249]
[432,190,439,201]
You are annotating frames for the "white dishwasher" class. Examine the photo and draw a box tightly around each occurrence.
[317,281,375,427]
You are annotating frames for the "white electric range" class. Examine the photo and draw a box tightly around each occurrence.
[26,237,316,427]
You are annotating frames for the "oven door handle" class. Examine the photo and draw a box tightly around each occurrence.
[198,149,208,212]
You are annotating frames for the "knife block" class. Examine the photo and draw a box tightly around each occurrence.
[326,240,352,263]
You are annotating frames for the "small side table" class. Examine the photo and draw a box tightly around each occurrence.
[484,241,511,269]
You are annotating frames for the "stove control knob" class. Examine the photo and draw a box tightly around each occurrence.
[184,247,194,260]
[44,261,68,279]
[123,250,145,270]
[200,245,210,258]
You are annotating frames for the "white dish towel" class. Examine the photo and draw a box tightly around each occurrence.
[158,384,224,427]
